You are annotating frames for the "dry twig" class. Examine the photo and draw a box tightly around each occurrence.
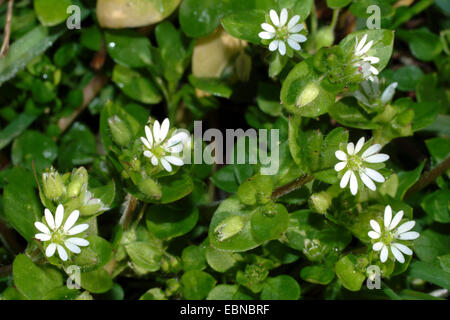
[0,0,14,58]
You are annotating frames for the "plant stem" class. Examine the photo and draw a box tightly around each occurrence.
[0,0,14,58]
[405,156,450,198]
[119,194,138,230]
[311,2,318,36]
[271,174,314,200]
[330,9,340,31]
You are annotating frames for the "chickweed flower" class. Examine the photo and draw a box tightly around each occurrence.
[34,204,90,261]
[352,34,379,81]
[335,137,389,195]
[353,76,398,108]
[368,205,420,263]
[258,8,307,55]
[140,118,190,173]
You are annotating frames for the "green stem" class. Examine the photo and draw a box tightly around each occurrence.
[310,2,318,36]
[271,174,314,200]
[330,9,340,31]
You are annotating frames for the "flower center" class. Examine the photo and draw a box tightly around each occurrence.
[151,144,166,159]
[380,230,395,245]
[50,228,66,244]
[347,155,363,172]
[276,26,290,41]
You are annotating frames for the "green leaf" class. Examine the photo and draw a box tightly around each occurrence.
[112,64,162,104]
[3,167,42,241]
[335,255,366,292]
[179,0,227,37]
[80,268,113,294]
[221,9,266,44]
[13,254,63,300]
[206,245,240,272]
[73,235,113,272]
[53,42,79,68]
[140,288,167,300]
[408,28,443,62]
[0,112,38,150]
[181,270,216,300]
[125,242,163,272]
[421,190,450,223]
[210,164,253,193]
[412,101,439,131]
[188,75,232,98]
[182,245,207,271]
[281,59,336,117]
[80,26,102,52]
[105,30,153,68]
[396,160,425,199]
[388,65,424,92]
[327,0,352,9]
[300,265,335,285]
[409,261,450,290]
[426,137,450,164]
[207,284,238,300]
[349,0,394,18]
[257,82,282,116]
[339,29,395,72]
[329,97,377,129]
[250,203,289,242]
[58,122,96,171]
[260,275,301,300]
[146,204,198,239]
[34,0,72,26]
[415,229,450,265]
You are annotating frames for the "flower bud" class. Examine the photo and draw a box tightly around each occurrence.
[42,167,65,200]
[235,52,252,82]
[309,191,332,214]
[237,181,257,206]
[214,216,245,242]
[296,82,320,108]
[138,178,162,200]
[108,115,132,147]
[315,27,334,49]
[67,167,88,198]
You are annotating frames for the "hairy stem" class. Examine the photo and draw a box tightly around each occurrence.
[0,0,14,58]
[405,156,450,198]
[119,194,138,230]
[271,174,314,200]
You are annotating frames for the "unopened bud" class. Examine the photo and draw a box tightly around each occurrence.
[108,115,132,147]
[67,167,88,198]
[315,27,334,49]
[42,167,65,200]
[296,82,320,108]
[309,191,332,214]
[214,216,245,242]
[138,178,162,200]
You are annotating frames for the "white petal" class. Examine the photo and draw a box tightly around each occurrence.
[370,220,381,233]
[167,144,184,153]
[160,119,170,142]
[287,39,300,51]
[153,120,161,143]
[380,245,388,263]
[354,137,365,154]
[389,211,404,230]
[373,242,384,251]
[278,41,286,55]
[356,34,368,53]
[392,243,413,255]
[335,150,347,161]
[363,56,380,64]
[46,243,56,257]
[334,161,347,172]
[261,23,276,33]
[57,245,68,261]
[349,171,358,195]
[380,82,397,104]
[289,24,304,33]
[340,170,352,188]
[396,231,420,240]
[390,245,405,263]
[145,125,154,147]
[167,132,189,147]
[35,222,50,234]
[144,150,153,158]
[151,156,158,166]
[360,40,374,55]
[396,220,415,234]
[259,31,275,40]
[287,15,300,30]
[362,144,382,158]
[64,241,81,254]
[55,204,64,228]
[63,210,80,232]
[360,171,376,191]
[160,158,172,172]
[289,33,307,43]
[164,156,184,166]
[35,233,51,241]
[270,9,280,27]
[67,224,89,235]
[368,231,381,239]
[364,153,389,163]
[269,40,279,52]
[364,168,385,183]
[44,209,55,230]
[384,205,392,228]
[140,137,152,149]
[347,142,355,155]
[279,8,288,27]
[66,237,90,247]
[369,66,379,75]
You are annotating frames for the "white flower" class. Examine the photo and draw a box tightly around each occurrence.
[34,204,90,262]
[368,205,420,263]
[140,118,190,173]
[82,189,109,212]
[352,34,380,81]
[353,76,398,108]
[258,8,307,55]
[334,137,389,195]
